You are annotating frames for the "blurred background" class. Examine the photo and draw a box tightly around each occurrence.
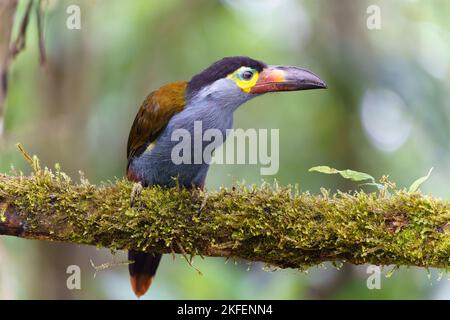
[0,0,449,299]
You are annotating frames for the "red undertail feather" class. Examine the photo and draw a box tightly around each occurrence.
[130,274,153,298]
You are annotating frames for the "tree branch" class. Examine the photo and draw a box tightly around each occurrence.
[0,164,449,270]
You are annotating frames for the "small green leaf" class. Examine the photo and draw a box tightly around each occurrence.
[339,170,374,182]
[409,168,433,193]
[359,182,385,191]
[308,166,338,174]
[309,166,374,182]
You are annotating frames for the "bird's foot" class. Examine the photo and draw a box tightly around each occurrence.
[130,182,143,207]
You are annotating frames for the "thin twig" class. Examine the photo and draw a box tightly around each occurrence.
[0,0,19,136]
[90,259,133,278]
[177,241,202,275]
[35,0,46,65]
[16,143,33,165]
[10,0,34,59]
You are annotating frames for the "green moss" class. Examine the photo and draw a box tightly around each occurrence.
[0,159,449,270]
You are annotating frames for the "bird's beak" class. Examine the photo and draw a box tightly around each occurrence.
[250,66,327,94]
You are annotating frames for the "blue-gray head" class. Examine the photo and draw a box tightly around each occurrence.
[186,56,327,111]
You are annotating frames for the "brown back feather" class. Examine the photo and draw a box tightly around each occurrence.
[126,81,187,170]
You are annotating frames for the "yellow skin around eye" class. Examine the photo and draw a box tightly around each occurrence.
[227,67,260,93]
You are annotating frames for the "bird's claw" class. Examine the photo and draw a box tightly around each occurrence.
[130,182,143,207]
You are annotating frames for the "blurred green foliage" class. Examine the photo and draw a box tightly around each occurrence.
[0,0,449,299]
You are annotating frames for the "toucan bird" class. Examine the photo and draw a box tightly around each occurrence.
[126,56,326,297]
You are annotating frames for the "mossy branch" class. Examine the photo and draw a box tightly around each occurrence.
[0,158,449,270]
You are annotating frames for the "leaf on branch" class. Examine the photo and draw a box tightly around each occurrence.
[309,166,375,182]
[409,168,433,193]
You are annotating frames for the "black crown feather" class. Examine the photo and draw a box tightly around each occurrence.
[186,56,267,99]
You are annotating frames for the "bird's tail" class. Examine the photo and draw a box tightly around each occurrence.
[128,250,162,298]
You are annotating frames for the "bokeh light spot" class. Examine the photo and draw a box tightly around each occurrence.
[361,89,412,153]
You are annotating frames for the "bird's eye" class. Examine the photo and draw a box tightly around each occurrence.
[241,70,254,81]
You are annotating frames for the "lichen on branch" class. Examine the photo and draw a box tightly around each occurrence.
[0,152,449,270]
